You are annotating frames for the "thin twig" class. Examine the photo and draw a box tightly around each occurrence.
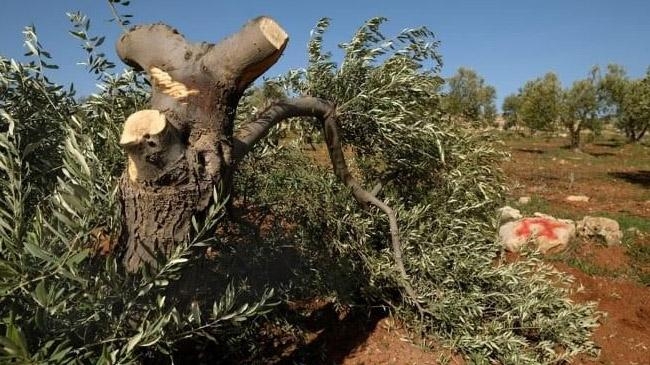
[106,0,129,33]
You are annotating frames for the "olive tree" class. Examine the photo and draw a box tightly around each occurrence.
[599,64,650,142]
[0,7,601,364]
[560,75,600,150]
[619,74,650,141]
[443,67,497,125]
[518,72,562,134]
[502,93,522,129]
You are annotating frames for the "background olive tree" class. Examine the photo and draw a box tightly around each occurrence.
[599,64,650,142]
[560,71,600,150]
[506,64,650,145]
[443,67,497,126]
[517,72,563,134]
[501,93,522,130]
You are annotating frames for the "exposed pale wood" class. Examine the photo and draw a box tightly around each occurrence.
[149,66,199,102]
[203,16,289,91]
[120,109,185,183]
[259,17,288,50]
[120,109,167,146]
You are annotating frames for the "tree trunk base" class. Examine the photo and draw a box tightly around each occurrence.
[120,175,213,271]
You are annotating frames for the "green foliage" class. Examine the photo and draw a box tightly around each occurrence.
[560,75,600,149]
[502,93,522,129]
[0,24,277,364]
[443,67,497,126]
[518,72,563,134]
[599,64,628,115]
[0,49,76,207]
[618,74,650,142]
[505,69,602,148]
[236,17,601,363]
[597,64,650,142]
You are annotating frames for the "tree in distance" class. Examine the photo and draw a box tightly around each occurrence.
[443,67,497,126]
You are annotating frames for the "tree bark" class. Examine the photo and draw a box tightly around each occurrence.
[569,122,581,151]
[116,18,288,271]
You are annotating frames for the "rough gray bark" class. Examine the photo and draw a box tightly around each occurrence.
[116,18,288,270]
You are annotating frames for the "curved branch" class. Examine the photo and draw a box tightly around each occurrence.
[116,18,288,93]
[233,97,425,313]
[204,16,288,92]
[115,23,191,73]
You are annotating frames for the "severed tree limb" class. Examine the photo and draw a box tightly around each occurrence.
[233,97,426,315]
[116,17,288,95]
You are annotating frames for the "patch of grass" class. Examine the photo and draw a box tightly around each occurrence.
[584,212,650,285]
[513,195,581,220]
[603,213,650,232]
[513,195,551,214]
[627,240,650,286]
[628,240,650,263]
[546,241,624,279]
[565,257,620,277]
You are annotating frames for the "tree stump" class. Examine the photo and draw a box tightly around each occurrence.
[117,17,288,271]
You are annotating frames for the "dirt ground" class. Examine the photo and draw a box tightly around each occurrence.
[501,134,650,365]
[280,133,650,364]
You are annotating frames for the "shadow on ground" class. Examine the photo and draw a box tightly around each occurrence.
[277,303,388,364]
[594,140,624,148]
[156,204,379,364]
[586,151,616,157]
[608,170,650,188]
[515,148,545,154]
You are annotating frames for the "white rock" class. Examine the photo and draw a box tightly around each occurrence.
[499,216,576,254]
[518,196,531,205]
[533,212,553,219]
[566,195,590,202]
[498,206,523,223]
[577,216,622,246]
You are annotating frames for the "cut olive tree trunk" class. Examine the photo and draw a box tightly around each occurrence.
[116,17,420,311]
[117,18,288,271]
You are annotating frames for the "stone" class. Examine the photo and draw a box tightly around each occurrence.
[497,206,522,223]
[566,195,590,202]
[533,212,553,219]
[499,216,576,254]
[577,216,623,246]
[518,196,531,205]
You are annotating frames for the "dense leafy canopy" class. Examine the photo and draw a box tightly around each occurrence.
[599,64,650,142]
[560,73,600,149]
[443,67,497,125]
[518,72,563,133]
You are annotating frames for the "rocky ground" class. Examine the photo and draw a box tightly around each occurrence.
[500,133,650,365]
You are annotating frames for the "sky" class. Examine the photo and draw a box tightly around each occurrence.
[1,0,649,110]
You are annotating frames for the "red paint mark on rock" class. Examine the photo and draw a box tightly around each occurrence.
[515,218,566,240]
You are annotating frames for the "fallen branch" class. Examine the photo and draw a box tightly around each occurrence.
[234,97,426,314]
